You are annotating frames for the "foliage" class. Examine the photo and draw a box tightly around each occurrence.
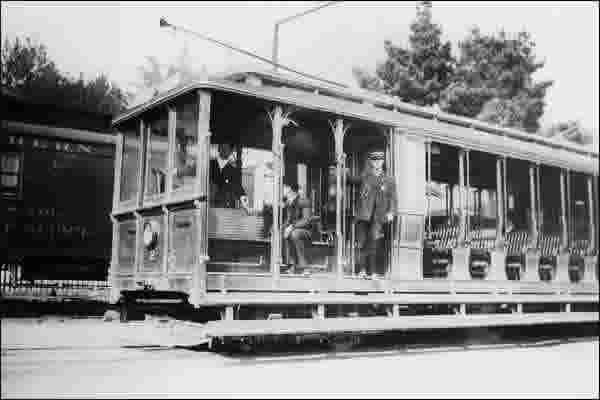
[132,44,208,98]
[540,121,595,146]
[354,2,555,134]
[1,36,128,115]
[440,28,553,132]
[353,1,454,106]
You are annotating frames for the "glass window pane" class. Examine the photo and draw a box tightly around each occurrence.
[141,216,164,272]
[173,99,198,193]
[145,113,169,199]
[169,209,197,272]
[119,126,140,202]
[117,220,137,272]
[1,154,20,173]
[207,145,272,273]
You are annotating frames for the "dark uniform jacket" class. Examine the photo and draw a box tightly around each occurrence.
[209,158,246,208]
[284,195,313,231]
[348,172,397,224]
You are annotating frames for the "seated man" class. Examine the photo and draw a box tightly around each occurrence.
[209,142,249,213]
[283,183,313,273]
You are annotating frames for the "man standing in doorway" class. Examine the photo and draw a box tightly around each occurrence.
[347,150,397,279]
[209,142,250,213]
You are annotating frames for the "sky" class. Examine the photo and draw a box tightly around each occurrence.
[1,1,598,139]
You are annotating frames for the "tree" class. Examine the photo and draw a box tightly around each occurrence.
[352,1,455,106]
[132,43,208,97]
[128,43,209,108]
[1,36,128,115]
[440,28,553,132]
[540,121,595,146]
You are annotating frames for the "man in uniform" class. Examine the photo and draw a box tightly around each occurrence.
[347,149,397,279]
[209,142,249,213]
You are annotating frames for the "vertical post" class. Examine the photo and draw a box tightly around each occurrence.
[525,163,540,282]
[490,156,507,281]
[161,205,170,290]
[136,119,146,209]
[584,175,597,283]
[272,24,279,71]
[426,141,432,235]
[560,170,568,250]
[332,118,347,279]
[109,215,120,303]
[191,90,211,307]
[529,164,538,246]
[166,106,176,202]
[503,157,508,232]
[465,150,471,244]
[458,149,466,246]
[112,133,124,210]
[269,105,291,281]
[557,169,570,282]
[590,176,597,252]
[566,170,572,249]
[536,164,542,236]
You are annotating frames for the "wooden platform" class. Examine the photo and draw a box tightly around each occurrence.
[202,312,599,339]
[206,273,599,295]
[199,292,599,307]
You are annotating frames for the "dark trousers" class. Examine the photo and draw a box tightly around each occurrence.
[355,218,383,275]
[285,228,312,268]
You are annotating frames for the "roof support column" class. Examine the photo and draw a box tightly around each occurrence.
[268,105,293,282]
[495,156,505,249]
[332,118,348,279]
[529,163,539,247]
[524,163,540,282]
[556,169,570,283]
[191,89,211,307]
[458,149,466,247]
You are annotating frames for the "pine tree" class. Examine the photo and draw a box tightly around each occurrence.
[440,28,553,132]
[353,1,455,106]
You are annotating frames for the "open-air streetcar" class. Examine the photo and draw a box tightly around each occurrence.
[109,69,598,345]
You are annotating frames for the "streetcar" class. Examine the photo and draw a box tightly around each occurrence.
[108,69,598,346]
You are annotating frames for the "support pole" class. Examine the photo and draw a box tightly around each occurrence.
[426,141,432,235]
[586,176,595,252]
[269,106,290,281]
[458,149,466,247]
[465,150,470,244]
[191,90,211,307]
[332,118,348,278]
[529,164,539,246]
[557,169,570,282]
[560,170,568,251]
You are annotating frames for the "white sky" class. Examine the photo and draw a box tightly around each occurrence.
[2,1,598,138]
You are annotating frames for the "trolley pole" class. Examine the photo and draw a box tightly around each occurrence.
[272,1,342,71]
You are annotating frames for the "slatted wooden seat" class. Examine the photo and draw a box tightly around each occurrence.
[430,224,459,249]
[505,230,529,256]
[468,228,496,250]
[571,239,590,257]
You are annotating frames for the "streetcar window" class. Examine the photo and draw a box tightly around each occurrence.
[173,97,198,193]
[1,152,21,198]
[119,124,140,203]
[144,111,169,199]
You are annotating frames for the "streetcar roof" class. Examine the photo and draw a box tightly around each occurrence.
[112,70,598,174]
